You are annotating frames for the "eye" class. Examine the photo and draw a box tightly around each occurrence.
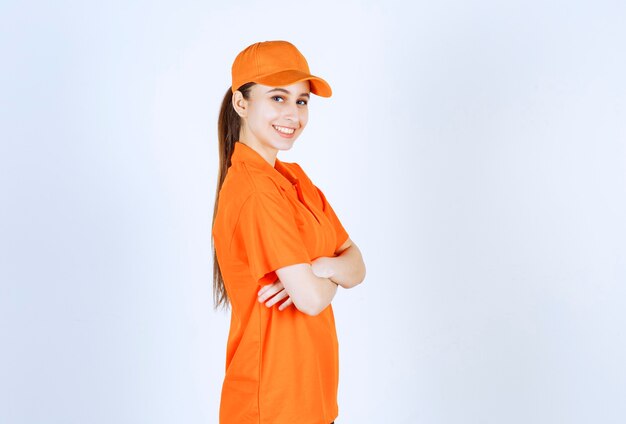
[271,95,284,102]
[297,99,308,106]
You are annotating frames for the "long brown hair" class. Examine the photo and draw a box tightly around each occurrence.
[212,82,255,311]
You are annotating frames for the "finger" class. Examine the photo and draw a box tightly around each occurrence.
[257,283,272,297]
[278,297,293,311]
[258,284,283,303]
[258,282,277,298]
[265,290,289,308]
[258,280,284,297]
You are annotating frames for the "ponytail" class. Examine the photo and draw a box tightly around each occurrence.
[211,82,255,310]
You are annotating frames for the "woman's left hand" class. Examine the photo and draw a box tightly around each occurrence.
[257,279,293,311]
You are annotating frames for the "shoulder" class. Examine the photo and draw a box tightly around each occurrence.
[220,162,282,202]
[214,163,287,235]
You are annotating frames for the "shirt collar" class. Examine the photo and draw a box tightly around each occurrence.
[231,141,299,188]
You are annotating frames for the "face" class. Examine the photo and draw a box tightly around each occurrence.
[234,80,310,163]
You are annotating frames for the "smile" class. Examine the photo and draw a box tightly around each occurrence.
[273,125,295,135]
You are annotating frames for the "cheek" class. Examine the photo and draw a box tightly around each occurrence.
[301,111,309,127]
[262,107,281,123]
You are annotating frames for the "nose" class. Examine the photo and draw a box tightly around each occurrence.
[282,102,301,126]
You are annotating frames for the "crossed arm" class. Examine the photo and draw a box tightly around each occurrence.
[257,237,366,316]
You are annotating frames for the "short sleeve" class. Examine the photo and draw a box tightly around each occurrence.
[314,185,350,252]
[232,191,311,284]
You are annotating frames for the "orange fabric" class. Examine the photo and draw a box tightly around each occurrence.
[212,141,349,424]
[231,40,332,97]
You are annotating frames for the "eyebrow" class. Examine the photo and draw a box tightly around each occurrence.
[266,88,310,98]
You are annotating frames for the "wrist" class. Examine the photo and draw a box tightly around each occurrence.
[326,256,338,282]
[328,262,344,288]
[311,256,336,279]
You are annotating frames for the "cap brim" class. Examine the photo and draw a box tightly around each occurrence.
[254,70,332,98]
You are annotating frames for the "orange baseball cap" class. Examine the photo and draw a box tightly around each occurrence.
[231,40,332,97]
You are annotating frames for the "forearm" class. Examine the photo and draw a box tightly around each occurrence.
[309,275,339,314]
[275,263,338,316]
[328,245,366,289]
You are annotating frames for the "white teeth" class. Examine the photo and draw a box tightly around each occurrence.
[273,125,295,134]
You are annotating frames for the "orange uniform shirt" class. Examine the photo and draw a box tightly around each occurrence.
[212,141,349,424]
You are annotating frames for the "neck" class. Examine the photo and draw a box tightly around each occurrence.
[237,140,278,167]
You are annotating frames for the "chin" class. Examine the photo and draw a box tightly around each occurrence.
[274,138,298,151]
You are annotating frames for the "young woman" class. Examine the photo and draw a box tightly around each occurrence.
[211,40,366,424]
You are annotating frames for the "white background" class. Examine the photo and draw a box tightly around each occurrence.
[2,0,625,423]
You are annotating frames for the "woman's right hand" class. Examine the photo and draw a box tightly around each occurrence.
[257,279,294,311]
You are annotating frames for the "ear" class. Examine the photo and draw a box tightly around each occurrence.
[232,90,248,118]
